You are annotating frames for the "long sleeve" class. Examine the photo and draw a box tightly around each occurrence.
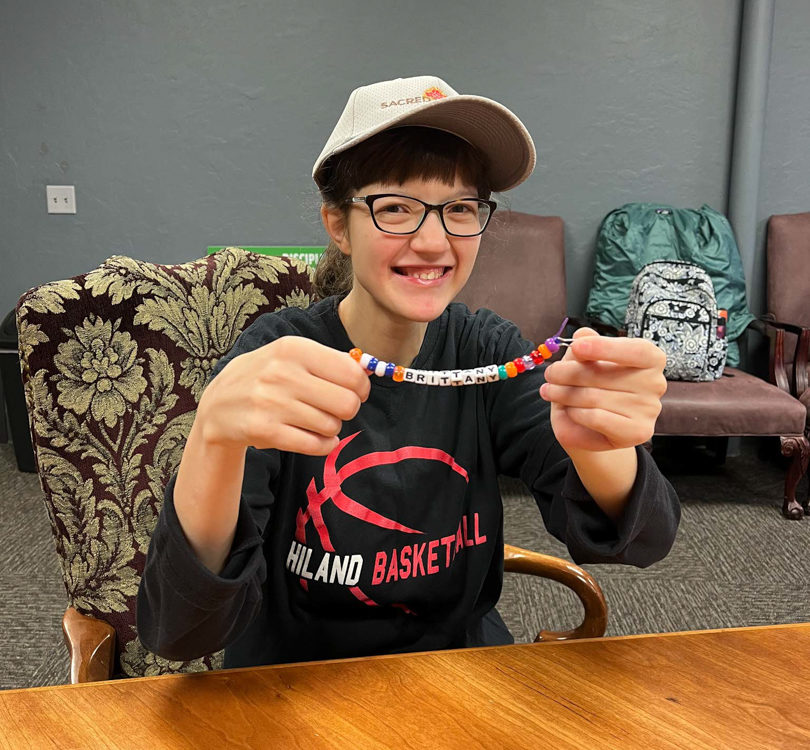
[136,445,279,660]
[136,315,285,661]
[481,312,680,568]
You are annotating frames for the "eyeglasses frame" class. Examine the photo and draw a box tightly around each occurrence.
[347,193,498,237]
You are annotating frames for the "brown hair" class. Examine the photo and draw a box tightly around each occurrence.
[313,126,492,299]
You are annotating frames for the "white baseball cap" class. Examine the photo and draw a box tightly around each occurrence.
[312,75,536,192]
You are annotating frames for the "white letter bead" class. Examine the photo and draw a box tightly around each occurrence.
[345,319,565,387]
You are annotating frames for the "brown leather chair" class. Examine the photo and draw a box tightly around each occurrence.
[457,210,567,346]
[582,224,809,518]
[655,364,807,518]
[766,212,810,506]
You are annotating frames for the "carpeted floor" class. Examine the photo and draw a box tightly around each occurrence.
[1,438,809,691]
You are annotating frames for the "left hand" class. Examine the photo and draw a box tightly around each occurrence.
[539,328,667,454]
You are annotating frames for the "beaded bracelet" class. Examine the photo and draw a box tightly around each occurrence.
[350,319,573,386]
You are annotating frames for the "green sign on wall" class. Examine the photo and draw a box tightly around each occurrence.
[207,246,325,268]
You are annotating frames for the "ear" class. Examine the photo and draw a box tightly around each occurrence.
[321,205,351,256]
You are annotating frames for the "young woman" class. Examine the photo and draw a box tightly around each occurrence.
[137,75,680,668]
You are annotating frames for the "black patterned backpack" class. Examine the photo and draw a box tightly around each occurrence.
[624,260,728,381]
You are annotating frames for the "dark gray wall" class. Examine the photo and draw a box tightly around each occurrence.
[1,0,806,320]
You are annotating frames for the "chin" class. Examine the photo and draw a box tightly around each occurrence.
[396,298,452,323]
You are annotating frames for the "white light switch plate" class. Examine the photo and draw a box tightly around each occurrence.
[47,185,76,214]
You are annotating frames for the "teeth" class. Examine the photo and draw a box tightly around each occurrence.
[404,268,444,280]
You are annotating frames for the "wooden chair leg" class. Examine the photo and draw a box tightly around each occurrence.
[62,607,116,683]
[780,436,810,520]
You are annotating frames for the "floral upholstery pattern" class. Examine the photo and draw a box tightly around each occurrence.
[17,248,314,678]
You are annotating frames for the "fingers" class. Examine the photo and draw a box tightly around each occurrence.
[298,378,365,423]
[244,394,348,454]
[563,406,654,448]
[307,350,372,400]
[544,330,665,453]
[549,416,626,453]
[568,335,666,370]
[259,425,340,456]
[262,337,371,402]
[541,383,657,415]
[544,359,667,396]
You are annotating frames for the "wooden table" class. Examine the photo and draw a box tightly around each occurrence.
[2,623,809,749]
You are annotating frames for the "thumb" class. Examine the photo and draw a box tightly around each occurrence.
[562,326,599,360]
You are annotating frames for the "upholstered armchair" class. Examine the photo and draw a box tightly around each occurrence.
[19,238,606,684]
[18,249,315,681]
[582,242,809,519]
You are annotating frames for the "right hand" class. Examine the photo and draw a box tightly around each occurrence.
[195,336,371,456]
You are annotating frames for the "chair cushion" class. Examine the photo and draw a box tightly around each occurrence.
[656,367,806,436]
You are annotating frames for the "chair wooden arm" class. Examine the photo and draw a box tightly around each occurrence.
[797,328,809,396]
[754,318,808,395]
[503,544,607,642]
[759,315,807,336]
[62,607,116,683]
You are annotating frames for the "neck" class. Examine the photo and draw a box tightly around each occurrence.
[338,292,428,366]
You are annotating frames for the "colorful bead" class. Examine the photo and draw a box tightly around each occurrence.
[349,318,571,387]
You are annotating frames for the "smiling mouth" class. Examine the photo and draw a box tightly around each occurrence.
[394,266,451,280]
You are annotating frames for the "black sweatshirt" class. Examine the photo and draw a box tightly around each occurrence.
[137,297,680,668]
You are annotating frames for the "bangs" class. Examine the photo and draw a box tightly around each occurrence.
[320,126,491,203]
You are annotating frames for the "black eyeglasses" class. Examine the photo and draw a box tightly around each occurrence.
[347,193,497,237]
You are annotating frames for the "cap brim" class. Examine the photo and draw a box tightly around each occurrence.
[313,94,536,192]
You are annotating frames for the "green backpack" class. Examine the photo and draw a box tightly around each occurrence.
[585,203,754,367]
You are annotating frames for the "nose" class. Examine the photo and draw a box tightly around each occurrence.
[409,209,451,253]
